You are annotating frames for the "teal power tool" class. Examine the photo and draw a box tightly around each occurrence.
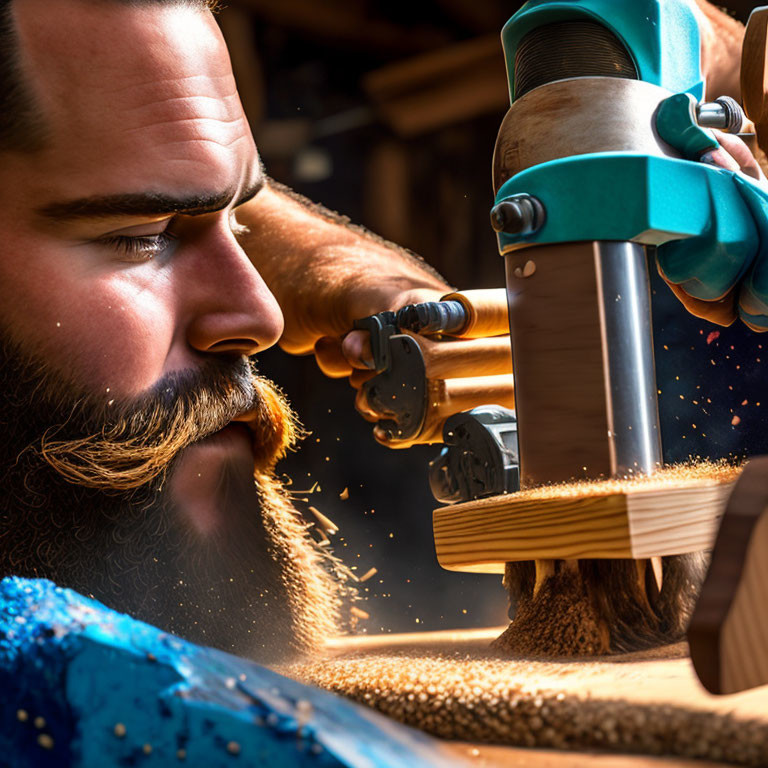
[357,0,768,504]
[491,0,768,487]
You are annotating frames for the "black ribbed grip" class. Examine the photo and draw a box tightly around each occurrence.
[397,301,467,336]
[514,21,637,101]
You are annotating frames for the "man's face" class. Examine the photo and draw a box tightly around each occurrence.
[0,0,336,660]
[0,0,283,395]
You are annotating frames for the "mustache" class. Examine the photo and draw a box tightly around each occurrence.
[32,358,299,492]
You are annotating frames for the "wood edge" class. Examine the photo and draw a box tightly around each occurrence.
[437,562,506,574]
[433,476,739,571]
[741,7,768,123]
[433,494,632,569]
[625,481,736,559]
[688,457,768,695]
[437,476,738,517]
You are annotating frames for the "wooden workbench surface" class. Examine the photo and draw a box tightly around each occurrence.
[284,627,768,767]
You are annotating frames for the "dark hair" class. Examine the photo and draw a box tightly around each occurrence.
[0,0,217,153]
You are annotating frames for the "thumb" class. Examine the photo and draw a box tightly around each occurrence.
[341,330,375,370]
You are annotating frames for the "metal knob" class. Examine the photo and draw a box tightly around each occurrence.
[696,96,745,133]
[490,194,545,235]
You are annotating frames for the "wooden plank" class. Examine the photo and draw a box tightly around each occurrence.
[363,35,508,136]
[434,493,632,572]
[688,456,768,695]
[230,0,448,54]
[740,6,768,156]
[626,482,735,557]
[433,467,741,573]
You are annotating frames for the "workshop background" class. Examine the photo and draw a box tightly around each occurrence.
[215,0,762,633]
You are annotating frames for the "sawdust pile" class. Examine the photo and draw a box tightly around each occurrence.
[286,648,768,766]
[495,462,740,657]
[496,554,707,657]
[494,565,609,656]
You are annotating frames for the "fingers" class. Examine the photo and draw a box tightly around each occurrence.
[349,369,376,390]
[701,146,740,173]
[313,336,353,378]
[663,277,738,327]
[354,386,380,423]
[705,131,766,182]
[341,330,375,370]
[315,330,377,379]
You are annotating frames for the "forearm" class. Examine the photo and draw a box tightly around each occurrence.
[237,180,451,354]
[693,0,744,100]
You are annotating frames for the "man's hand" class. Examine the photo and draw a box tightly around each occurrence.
[656,131,768,330]
[234,180,451,412]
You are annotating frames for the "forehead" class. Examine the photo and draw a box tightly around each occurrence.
[12,0,254,197]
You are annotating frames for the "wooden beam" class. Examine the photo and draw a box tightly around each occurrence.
[364,140,411,248]
[228,0,449,54]
[432,0,509,34]
[433,467,741,573]
[364,35,508,136]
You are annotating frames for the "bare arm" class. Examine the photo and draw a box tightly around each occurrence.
[693,0,745,100]
[236,180,451,364]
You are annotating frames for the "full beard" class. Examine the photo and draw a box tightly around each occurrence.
[0,340,345,663]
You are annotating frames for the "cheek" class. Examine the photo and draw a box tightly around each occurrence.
[0,252,177,398]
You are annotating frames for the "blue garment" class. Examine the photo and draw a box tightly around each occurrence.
[0,578,457,768]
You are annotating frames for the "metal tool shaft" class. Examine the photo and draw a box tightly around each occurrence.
[594,242,662,476]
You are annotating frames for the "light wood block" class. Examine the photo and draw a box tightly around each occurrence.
[433,468,740,573]
[689,456,768,695]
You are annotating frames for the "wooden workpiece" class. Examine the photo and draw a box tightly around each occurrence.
[741,7,768,157]
[688,457,768,696]
[433,464,741,573]
[406,374,515,446]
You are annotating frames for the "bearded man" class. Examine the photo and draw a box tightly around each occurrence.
[0,0,763,670]
[0,0,450,663]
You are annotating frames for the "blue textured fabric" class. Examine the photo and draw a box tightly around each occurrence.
[0,578,458,768]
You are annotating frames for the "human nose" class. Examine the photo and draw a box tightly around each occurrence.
[184,224,284,356]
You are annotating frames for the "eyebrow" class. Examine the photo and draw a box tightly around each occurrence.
[36,174,265,222]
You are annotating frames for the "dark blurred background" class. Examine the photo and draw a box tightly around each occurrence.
[213,0,762,634]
